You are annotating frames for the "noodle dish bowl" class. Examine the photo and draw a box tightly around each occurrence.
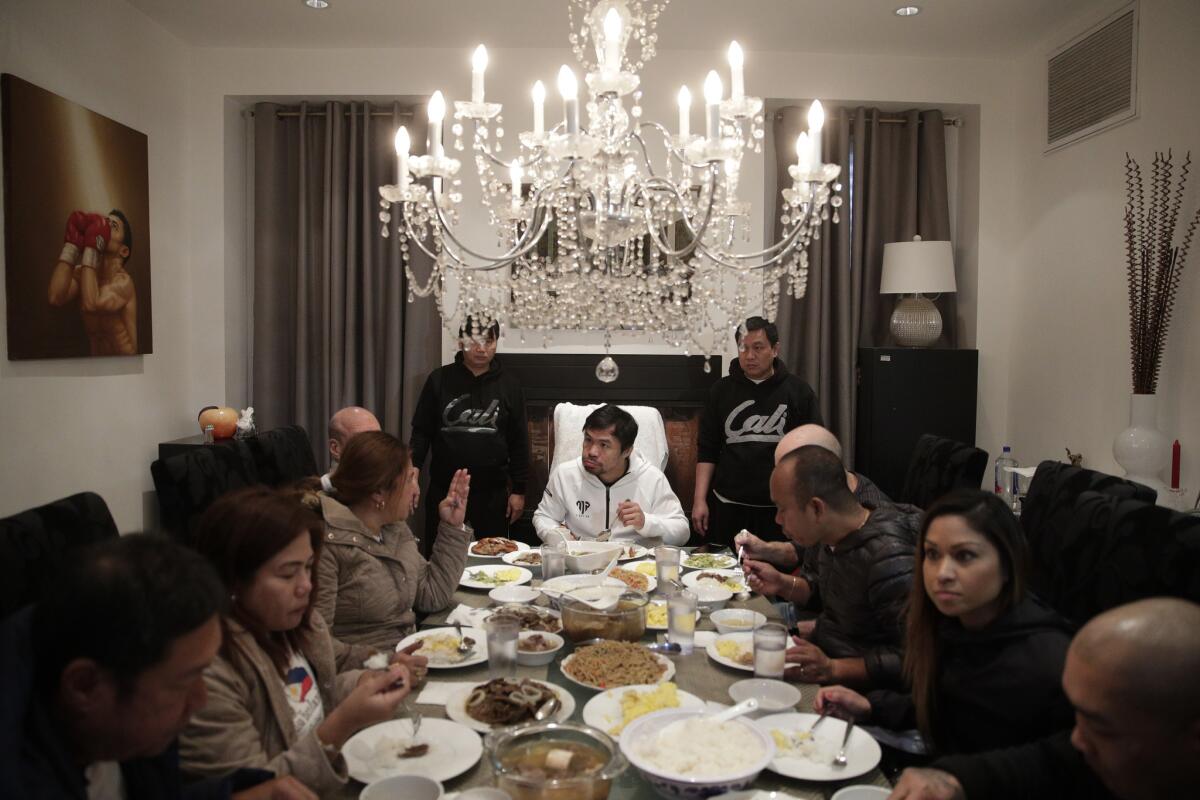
[560,588,648,642]
[619,709,775,799]
[485,720,627,800]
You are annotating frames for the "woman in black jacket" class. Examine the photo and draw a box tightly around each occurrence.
[814,489,1074,755]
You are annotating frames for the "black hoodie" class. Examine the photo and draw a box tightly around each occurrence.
[697,357,821,505]
[410,353,530,492]
[867,595,1075,755]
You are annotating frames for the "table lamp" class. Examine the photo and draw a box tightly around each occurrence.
[880,235,956,347]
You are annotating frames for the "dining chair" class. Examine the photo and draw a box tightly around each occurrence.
[897,434,989,510]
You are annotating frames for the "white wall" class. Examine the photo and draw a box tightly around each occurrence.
[191,41,1019,463]
[0,0,193,531]
[1007,0,1200,491]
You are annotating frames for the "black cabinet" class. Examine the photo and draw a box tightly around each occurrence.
[855,347,979,498]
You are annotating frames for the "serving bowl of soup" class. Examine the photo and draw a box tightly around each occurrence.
[485,720,627,800]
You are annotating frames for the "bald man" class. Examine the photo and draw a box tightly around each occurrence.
[889,597,1200,800]
[735,424,898,572]
[321,406,382,491]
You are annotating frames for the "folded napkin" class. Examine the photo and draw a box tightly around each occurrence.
[693,631,718,649]
[445,604,492,628]
[417,681,473,706]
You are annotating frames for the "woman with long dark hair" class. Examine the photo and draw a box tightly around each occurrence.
[180,487,416,793]
[814,489,1074,754]
[313,430,471,651]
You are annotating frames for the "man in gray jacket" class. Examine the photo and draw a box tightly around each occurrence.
[745,445,917,687]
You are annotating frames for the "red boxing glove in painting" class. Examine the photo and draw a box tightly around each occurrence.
[59,211,88,265]
[80,214,110,268]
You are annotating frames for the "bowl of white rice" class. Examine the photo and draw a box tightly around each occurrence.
[619,709,775,798]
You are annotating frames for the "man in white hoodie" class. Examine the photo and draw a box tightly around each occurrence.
[533,405,690,547]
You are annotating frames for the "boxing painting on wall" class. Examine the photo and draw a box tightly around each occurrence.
[2,73,152,359]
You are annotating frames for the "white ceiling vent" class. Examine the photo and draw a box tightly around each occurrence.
[1046,3,1138,153]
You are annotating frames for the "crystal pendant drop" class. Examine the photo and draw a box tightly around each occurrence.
[703,359,712,374]
[595,355,620,383]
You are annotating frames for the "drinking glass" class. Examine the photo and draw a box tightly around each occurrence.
[541,541,567,581]
[484,617,520,679]
[753,622,788,679]
[655,545,681,588]
[667,590,697,655]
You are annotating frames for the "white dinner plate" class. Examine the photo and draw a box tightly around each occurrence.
[705,631,756,672]
[444,679,575,733]
[682,568,749,594]
[395,627,488,669]
[617,543,650,561]
[459,564,533,590]
[468,538,531,559]
[582,683,706,738]
[753,712,882,782]
[644,600,701,631]
[682,552,739,570]
[559,649,676,691]
[344,717,482,784]
[501,549,543,568]
[538,574,626,596]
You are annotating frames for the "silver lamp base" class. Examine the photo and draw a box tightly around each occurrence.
[890,294,943,347]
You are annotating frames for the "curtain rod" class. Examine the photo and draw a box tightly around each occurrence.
[770,111,962,127]
[246,109,415,119]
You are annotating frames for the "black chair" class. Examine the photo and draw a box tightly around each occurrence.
[1034,490,1200,625]
[151,443,260,542]
[0,492,119,619]
[240,425,319,487]
[898,434,989,510]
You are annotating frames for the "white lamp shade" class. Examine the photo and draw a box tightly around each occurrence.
[880,237,957,295]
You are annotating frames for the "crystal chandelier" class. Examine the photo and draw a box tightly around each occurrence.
[378,0,841,379]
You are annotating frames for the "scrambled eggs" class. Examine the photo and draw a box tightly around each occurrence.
[420,634,466,661]
[715,639,752,665]
[609,682,681,735]
[633,562,658,577]
[646,604,668,627]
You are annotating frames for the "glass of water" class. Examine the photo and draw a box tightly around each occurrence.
[541,541,567,581]
[667,590,697,655]
[655,545,681,588]
[753,622,788,679]
[484,617,520,679]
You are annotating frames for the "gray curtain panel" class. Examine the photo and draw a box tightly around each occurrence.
[773,106,953,466]
[251,101,439,463]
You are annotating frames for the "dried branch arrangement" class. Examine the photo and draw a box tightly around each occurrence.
[1124,150,1199,393]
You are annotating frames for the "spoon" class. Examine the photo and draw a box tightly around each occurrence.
[833,720,854,767]
[710,697,759,723]
[453,622,474,655]
[533,695,561,721]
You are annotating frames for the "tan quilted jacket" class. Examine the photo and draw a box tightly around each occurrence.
[313,493,471,651]
[179,612,375,794]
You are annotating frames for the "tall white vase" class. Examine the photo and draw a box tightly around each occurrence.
[1112,393,1168,494]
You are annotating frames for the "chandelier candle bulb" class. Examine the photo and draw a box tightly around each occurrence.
[393,126,410,191]
[727,41,744,102]
[509,159,523,213]
[703,70,722,142]
[807,99,824,166]
[427,91,446,159]
[603,7,623,77]
[677,85,691,139]
[558,65,579,134]
[471,45,488,104]
[532,80,546,136]
[794,132,811,175]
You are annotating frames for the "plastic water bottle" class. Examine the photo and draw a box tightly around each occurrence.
[994,445,1018,509]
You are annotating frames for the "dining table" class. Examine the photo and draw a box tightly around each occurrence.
[336,547,893,799]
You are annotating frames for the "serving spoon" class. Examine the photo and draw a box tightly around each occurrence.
[709,697,759,723]
[533,695,561,721]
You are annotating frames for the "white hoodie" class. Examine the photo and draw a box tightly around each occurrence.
[532,452,690,546]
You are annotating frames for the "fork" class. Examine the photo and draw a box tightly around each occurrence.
[403,697,423,743]
[833,720,854,767]
[808,709,830,733]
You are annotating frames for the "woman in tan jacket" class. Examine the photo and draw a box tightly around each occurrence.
[180,486,453,794]
[314,431,473,651]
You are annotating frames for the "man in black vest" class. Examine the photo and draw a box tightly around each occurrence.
[693,316,822,547]
[410,316,530,551]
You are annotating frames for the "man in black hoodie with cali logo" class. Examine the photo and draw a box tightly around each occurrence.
[410,316,530,553]
[693,316,821,547]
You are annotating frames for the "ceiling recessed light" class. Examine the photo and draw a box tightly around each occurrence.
[895,5,920,16]
[306,0,329,9]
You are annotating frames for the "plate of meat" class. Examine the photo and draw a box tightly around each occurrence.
[469,537,530,558]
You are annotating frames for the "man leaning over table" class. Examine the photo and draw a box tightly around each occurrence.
[888,597,1200,800]
[0,534,315,800]
[533,404,689,548]
[747,445,917,688]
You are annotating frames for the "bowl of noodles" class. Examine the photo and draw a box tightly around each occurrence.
[560,589,648,643]
[485,720,626,800]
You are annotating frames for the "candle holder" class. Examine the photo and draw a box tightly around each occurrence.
[546,131,602,160]
[454,101,502,121]
[519,131,551,149]
[720,96,763,120]
[585,71,640,98]
[685,136,740,164]
[789,162,842,184]
[409,155,461,180]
